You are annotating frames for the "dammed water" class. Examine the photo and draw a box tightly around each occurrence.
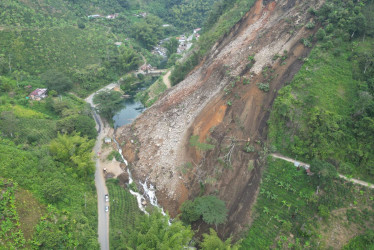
[112,98,145,128]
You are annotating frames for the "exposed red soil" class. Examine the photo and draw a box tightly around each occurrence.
[116,0,323,239]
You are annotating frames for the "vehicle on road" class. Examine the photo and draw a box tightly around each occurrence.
[105,206,109,212]
[105,194,109,202]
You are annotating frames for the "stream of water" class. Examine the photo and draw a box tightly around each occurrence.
[112,121,167,216]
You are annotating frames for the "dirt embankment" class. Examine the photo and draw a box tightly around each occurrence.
[116,0,323,239]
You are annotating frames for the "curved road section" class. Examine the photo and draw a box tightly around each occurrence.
[86,83,117,250]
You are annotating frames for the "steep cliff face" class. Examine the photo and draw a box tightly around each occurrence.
[117,0,323,237]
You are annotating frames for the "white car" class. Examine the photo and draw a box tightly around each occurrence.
[105,194,109,202]
[105,206,109,212]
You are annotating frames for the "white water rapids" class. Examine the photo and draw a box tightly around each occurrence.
[113,138,167,217]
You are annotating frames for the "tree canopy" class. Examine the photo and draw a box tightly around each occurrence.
[49,133,95,178]
[119,211,193,249]
[93,90,125,121]
[41,69,73,93]
[201,228,239,250]
[180,195,228,226]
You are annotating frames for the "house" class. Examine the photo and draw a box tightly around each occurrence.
[106,13,119,19]
[306,168,313,176]
[193,28,201,33]
[104,137,112,144]
[88,14,101,19]
[140,64,154,72]
[29,88,47,101]
[139,12,147,18]
[162,24,171,27]
[178,35,186,43]
[114,42,123,46]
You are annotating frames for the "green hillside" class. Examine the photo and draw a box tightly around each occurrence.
[0,74,99,247]
[269,0,374,182]
[0,0,219,97]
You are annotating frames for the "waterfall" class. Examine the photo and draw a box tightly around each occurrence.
[113,138,167,217]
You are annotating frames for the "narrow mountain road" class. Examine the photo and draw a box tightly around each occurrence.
[270,153,374,189]
[163,70,172,88]
[85,84,118,250]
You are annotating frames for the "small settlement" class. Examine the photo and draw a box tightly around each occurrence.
[152,27,201,57]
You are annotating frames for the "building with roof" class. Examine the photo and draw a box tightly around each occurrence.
[88,14,101,19]
[29,88,47,101]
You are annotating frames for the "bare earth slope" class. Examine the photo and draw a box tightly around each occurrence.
[116,0,323,238]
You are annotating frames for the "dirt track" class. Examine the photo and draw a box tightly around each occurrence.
[271,153,374,189]
[163,71,171,88]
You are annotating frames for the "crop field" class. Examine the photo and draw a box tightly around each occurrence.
[106,179,141,248]
[0,179,26,249]
[241,158,316,248]
[241,158,374,249]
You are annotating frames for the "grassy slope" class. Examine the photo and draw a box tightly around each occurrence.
[14,188,45,241]
[136,76,167,107]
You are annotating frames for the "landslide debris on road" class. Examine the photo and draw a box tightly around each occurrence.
[116,0,323,238]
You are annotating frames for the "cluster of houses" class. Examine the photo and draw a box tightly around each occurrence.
[176,28,201,54]
[88,13,119,19]
[151,28,202,57]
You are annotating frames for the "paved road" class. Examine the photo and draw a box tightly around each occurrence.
[270,153,374,189]
[86,85,118,250]
[86,83,118,108]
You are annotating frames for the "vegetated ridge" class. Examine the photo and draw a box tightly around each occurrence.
[116,0,323,238]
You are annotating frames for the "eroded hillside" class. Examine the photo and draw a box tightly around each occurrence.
[116,0,323,237]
